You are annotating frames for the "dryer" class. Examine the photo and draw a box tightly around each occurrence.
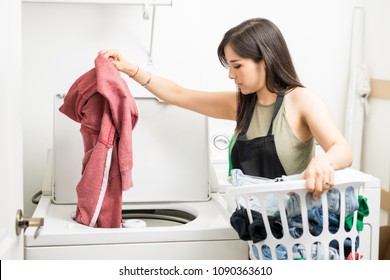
[24,95,249,260]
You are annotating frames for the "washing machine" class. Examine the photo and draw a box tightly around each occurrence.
[24,95,249,260]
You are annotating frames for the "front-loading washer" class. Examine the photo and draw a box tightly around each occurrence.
[24,95,249,260]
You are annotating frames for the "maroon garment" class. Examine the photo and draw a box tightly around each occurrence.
[59,54,138,228]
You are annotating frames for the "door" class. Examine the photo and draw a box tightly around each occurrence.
[0,0,24,260]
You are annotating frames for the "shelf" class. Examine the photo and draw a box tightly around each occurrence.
[22,0,172,6]
[22,0,173,64]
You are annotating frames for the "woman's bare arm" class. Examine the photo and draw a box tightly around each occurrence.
[101,50,237,120]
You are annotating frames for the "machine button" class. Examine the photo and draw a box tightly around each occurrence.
[213,134,230,150]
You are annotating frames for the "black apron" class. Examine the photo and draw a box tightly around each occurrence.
[231,94,286,179]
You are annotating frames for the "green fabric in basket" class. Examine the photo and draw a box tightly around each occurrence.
[344,195,369,231]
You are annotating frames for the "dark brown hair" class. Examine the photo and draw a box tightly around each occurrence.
[217,18,303,131]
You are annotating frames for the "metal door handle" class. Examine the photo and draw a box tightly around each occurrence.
[15,209,44,239]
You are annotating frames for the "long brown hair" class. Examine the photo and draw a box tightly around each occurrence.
[217,18,303,132]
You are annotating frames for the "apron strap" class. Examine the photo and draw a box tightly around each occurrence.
[237,101,256,138]
[239,93,285,138]
[267,94,284,135]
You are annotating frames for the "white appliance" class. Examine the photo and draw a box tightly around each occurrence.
[24,95,248,260]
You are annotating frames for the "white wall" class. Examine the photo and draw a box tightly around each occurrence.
[22,0,362,215]
[361,0,390,225]
[363,0,390,80]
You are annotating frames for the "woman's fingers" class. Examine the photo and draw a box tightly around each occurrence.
[304,170,335,201]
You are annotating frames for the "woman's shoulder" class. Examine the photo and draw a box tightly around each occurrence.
[284,87,330,126]
[284,87,327,120]
[285,87,323,105]
[285,86,316,97]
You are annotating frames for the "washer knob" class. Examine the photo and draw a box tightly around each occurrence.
[213,134,230,150]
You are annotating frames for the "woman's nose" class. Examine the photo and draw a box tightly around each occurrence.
[228,68,235,79]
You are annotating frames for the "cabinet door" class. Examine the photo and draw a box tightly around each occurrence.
[0,0,24,260]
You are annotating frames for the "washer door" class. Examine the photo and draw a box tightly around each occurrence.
[53,96,210,204]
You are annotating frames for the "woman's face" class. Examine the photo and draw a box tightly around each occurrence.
[224,44,266,95]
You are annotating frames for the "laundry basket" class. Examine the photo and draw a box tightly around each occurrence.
[227,178,368,260]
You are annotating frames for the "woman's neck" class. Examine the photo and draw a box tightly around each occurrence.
[256,90,276,106]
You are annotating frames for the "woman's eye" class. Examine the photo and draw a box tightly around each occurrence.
[234,65,241,69]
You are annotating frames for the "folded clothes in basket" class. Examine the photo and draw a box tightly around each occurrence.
[286,188,359,217]
[229,169,365,260]
[229,169,360,218]
[230,207,283,243]
[285,186,363,236]
[231,205,360,259]
[228,169,304,216]
[256,241,344,260]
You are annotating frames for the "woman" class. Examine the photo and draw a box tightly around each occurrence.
[100,17,352,200]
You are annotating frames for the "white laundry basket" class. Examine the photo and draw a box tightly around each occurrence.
[227,178,368,260]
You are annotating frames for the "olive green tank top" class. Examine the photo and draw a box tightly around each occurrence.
[229,100,315,176]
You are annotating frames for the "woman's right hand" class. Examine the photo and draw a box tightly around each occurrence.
[98,50,138,76]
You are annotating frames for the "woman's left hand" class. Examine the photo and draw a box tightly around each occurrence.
[303,154,335,200]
